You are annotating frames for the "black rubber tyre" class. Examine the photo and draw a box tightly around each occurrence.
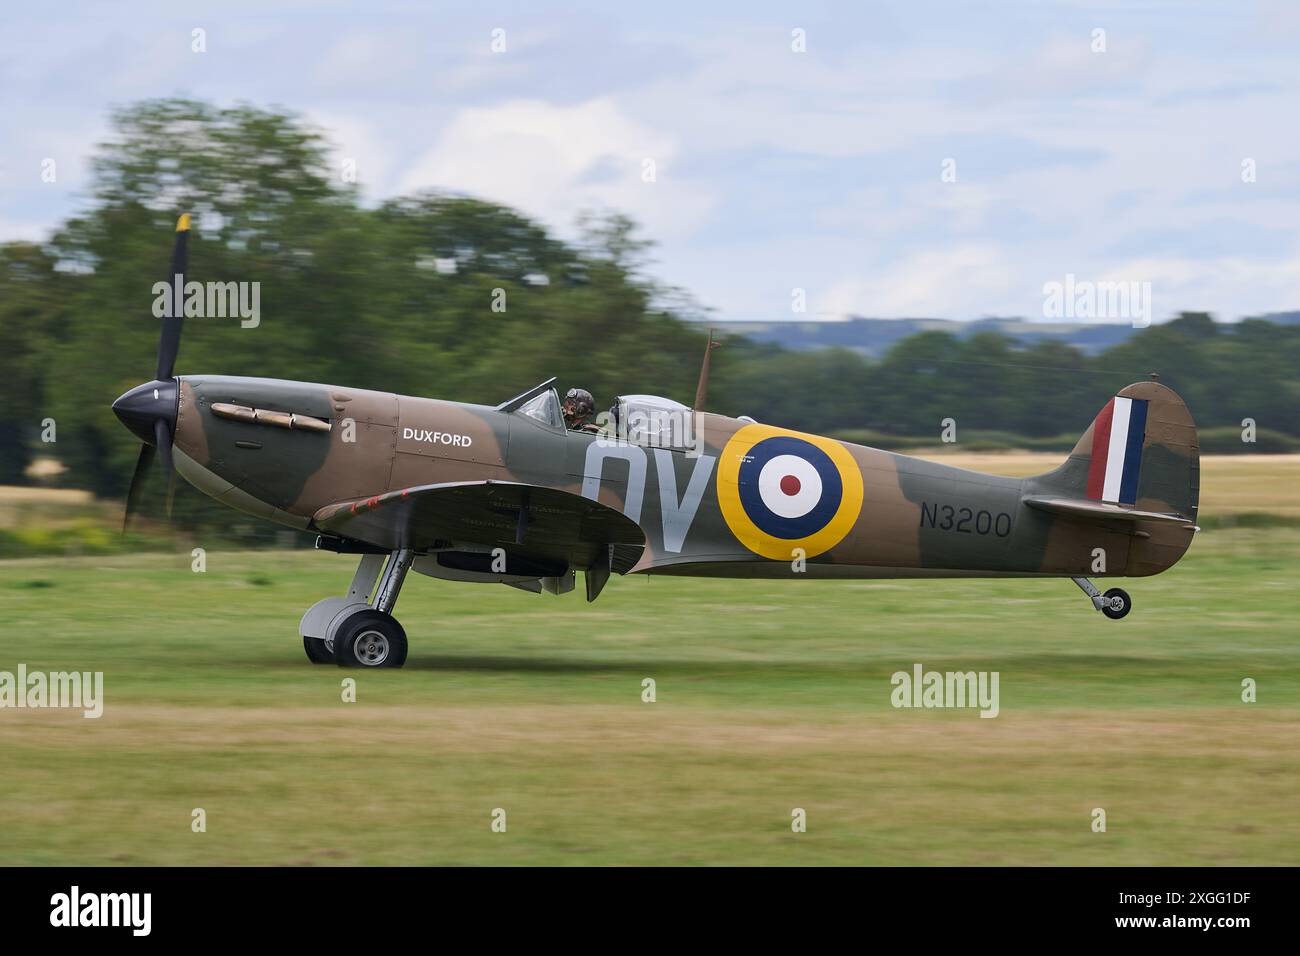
[1101,587,1132,620]
[333,610,408,668]
[303,635,335,664]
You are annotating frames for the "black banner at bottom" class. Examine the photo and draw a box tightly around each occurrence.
[0,866,1285,941]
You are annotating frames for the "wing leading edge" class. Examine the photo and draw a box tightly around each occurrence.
[314,480,646,586]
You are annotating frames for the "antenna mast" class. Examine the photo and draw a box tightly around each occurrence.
[694,328,721,412]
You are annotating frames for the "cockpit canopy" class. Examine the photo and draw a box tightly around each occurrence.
[504,381,698,450]
[613,394,693,450]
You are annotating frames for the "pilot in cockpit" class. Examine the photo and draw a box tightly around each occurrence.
[562,387,602,434]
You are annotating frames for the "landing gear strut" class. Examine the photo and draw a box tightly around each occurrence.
[300,549,414,667]
[1071,576,1132,620]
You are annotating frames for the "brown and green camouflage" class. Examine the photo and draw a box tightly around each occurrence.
[162,373,1199,597]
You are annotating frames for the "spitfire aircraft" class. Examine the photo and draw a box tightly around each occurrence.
[113,217,1201,667]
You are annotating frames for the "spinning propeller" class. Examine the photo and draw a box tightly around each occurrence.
[112,214,190,530]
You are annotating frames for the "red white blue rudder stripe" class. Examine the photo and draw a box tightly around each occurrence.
[1086,396,1149,505]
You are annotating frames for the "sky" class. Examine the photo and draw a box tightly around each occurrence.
[2,0,1299,323]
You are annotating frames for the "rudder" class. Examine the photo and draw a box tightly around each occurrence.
[1033,381,1200,522]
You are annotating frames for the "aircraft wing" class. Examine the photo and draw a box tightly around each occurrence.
[1022,495,1196,526]
[313,480,645,574]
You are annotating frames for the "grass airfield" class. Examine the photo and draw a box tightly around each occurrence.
[1,454,1297,865]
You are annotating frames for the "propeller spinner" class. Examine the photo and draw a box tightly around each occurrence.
[112,213,189,530]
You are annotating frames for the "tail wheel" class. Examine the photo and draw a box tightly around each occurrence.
[1101,587,1132,620]
[334,610,408,668]
[303,635,335,664]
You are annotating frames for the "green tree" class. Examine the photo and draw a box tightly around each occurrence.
[0,243,63,481]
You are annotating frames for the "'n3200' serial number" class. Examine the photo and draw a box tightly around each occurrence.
[920,502,1012,537]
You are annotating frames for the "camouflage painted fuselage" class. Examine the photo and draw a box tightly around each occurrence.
[170,375,1199,583]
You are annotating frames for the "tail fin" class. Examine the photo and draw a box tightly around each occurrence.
[1031,381,1200,522]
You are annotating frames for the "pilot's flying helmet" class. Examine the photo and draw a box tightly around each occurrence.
[562,387,595,424]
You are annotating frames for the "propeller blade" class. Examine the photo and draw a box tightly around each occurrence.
[153,417,176,517]
[154,417,173,474]
[156,213,190,380]
[123,215,190,532]
[123,443,157,533]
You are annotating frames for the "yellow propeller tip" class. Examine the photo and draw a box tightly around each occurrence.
[176,213,192,232]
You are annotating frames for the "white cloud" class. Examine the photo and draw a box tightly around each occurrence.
[395,97,717,238]
[818,244,1019,319]
[1100,253,1300,320]
[306,110,393,196]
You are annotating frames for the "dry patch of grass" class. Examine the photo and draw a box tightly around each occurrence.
[2,704,1295,865]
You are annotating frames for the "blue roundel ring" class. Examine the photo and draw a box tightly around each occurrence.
[737,436,843,539]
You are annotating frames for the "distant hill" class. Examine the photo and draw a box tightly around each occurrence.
[1246,311,1300,325]
[708,314,1297,358]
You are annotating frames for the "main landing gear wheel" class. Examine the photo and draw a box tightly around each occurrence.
[301,550,413,668]
[303,635,335,664]
[1101,587,1132,620]
[333,610,408,668]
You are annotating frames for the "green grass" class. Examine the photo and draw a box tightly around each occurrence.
[1,525,1297,865]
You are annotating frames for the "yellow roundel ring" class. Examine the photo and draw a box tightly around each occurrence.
[717,423,863,560]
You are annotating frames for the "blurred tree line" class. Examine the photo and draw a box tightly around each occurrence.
[3,98,1299,504]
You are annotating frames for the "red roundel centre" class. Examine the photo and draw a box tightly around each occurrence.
[779,474,801,496]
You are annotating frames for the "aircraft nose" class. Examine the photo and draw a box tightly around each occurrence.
[112,379,178,445]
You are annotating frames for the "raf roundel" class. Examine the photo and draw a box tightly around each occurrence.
[718,424,864,560]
